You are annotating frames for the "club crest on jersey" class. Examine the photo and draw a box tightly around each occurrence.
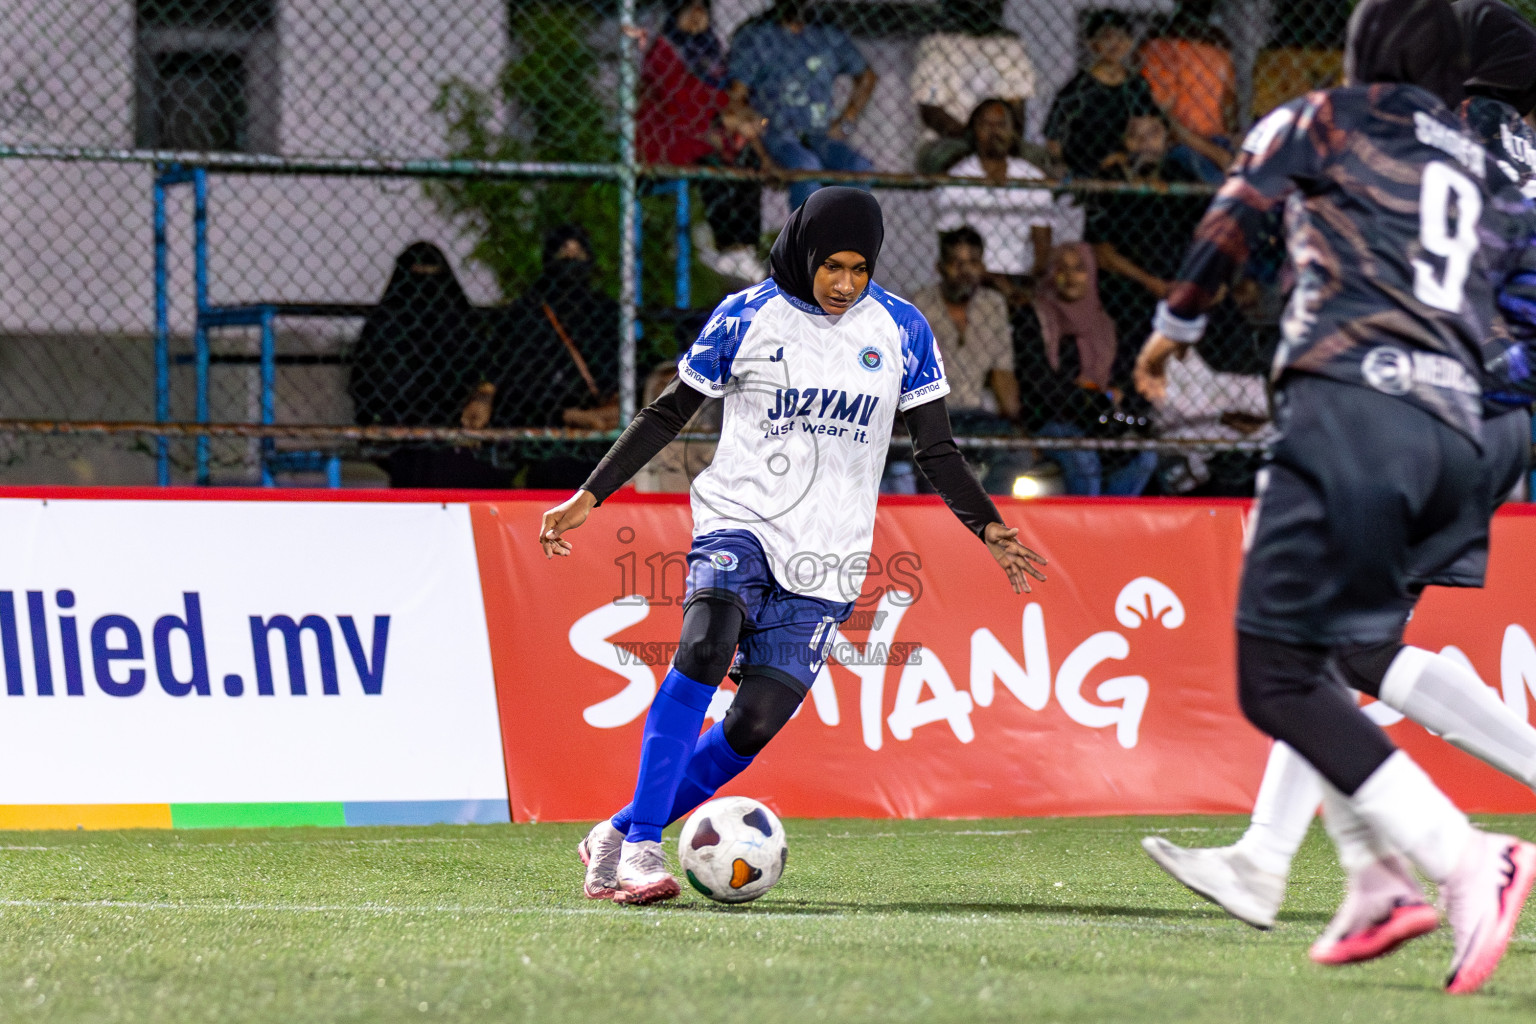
[858,347,882,372]
[1361,347,1414,396]
[710,551,740,571]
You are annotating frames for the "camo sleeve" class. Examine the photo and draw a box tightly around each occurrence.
[1163,95,1327,332]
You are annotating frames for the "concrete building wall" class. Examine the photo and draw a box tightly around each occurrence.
[0,0,506,341]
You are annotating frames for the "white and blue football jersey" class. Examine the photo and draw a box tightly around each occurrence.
[678,280,949,603]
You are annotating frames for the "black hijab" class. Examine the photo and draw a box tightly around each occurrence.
[662,0,727,88]
[1346,0,1468,108]
[375,241,470,315]
[768,187,884,308]
[351,241,476,426]
[489,224,619,427]
[1455,0,1536,116]
[533,223,605,325]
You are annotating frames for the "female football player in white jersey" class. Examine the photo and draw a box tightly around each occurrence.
[537,187,1047,904]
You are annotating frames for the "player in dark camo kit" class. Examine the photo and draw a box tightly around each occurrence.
[1141,0,1536,944]
[1135,0,1536,994]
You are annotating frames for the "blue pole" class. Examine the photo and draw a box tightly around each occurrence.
[193,169,210,485]
[674,182,691,310]
[260,308,275,488]
[152,174,170,486]
[632,194,644,344]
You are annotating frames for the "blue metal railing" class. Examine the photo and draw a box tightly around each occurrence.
[153,166,346,488]
[154,167,700,488]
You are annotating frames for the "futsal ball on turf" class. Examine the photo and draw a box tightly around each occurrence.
[678,796,787,903]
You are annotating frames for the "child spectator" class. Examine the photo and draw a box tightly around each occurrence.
[728,0,878,210]
[909,0,1039,174]
[1138,0,1238,183]
[936,99,1081,306]
[1013,243,1157,496]
[1044,10,1159,179]
[635,0,768,283]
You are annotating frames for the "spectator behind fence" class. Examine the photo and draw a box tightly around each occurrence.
[635,0,769,284]
[1044,10,1158,179]
[936,99,1080,308]
[727,0,877,210]
[909,0,1039,175]
[632,361,720,493]
[349,242,509,489]
[1138,0,1237,183]
[1150,341,1273,495]
[910,226,1029,495]
[1087,113,1208,349]
[1014,243,1157,496]
[474,225,621,489]
[911,226,1019,425]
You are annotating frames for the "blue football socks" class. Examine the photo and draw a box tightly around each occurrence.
[621,668,718,844]
[611,722,756,836]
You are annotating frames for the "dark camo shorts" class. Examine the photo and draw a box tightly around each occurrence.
[1237,375,1486,646]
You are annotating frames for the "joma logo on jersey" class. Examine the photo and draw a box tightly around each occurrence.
[766,388,881,425]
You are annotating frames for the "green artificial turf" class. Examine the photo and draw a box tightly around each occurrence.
[1,816,1534,1022]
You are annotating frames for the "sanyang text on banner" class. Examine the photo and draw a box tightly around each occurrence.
[474,497,1536,823]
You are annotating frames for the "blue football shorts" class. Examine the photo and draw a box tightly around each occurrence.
[683,529,854,695]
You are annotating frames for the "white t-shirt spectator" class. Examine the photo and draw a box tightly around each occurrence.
[935,155,1083,276]
[909,34,1037,145]
[1152,350,1275,490]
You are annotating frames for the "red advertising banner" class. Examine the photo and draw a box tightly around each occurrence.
[472,496,1536,823]
[1397,510,1536,814]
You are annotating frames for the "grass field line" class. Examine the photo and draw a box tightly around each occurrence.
[0,896,1289,935]
[0,825,1236,853]
[8,895,1531,946]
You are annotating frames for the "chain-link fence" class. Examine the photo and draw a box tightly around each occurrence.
[0,0,1394,494]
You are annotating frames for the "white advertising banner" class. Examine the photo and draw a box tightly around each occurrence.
[0,498,507,807]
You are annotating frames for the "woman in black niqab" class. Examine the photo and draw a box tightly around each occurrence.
[488,224,621,433]
[350,241,477,427]
[1345,0,1468,108]
[767,186,884,309]
[351,242,511,488]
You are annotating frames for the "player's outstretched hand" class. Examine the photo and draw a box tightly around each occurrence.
[539,490,597,559]
[984,523,1048,595]
[1133,331,1190,404]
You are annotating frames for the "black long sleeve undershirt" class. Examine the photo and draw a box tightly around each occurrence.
[903,398,1003,541]
[581,382,1003,542]
[582,378,706,504]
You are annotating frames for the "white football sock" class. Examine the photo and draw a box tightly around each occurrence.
[1319,782,1389,875]
[1348,751,1472,883]
[1232,741,1323,876]
[1379,646,1536,788]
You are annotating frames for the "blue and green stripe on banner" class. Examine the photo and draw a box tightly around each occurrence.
[0,800,510,830]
